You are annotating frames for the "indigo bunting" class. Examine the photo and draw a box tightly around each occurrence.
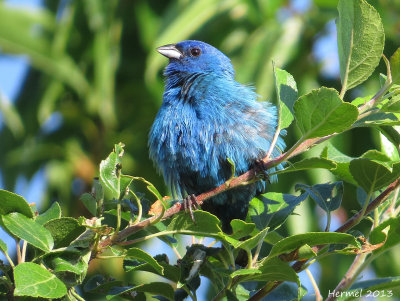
[149,40,285,232]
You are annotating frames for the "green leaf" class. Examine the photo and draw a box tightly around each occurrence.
[361,149,392,162]
[80,193,97,216]
[337,0,385,93]
[349,158,400,192]
[321,144,357,185]
[276,157,336,175]
[228,284,250,301]
[247,192,307,230]
[100,143,125,199]
[0,189,33,218]
[43,250,89,286]
[274,66,298,129]
[294,87,358,139]
[51,256,87,275]
[120,174,133,199]
[391,47,400,85]
[243,257,299,284]
[124,258,180,282]
[296,181,343,212]
[370,217,400,254]
[380,94,400,113]
[167,211,221,235]
[44,217,86,249]
[36,202,62,225]
[146,182,163,202]
[264,231,284,245]
[350,95,372,107]
[1,212,53,252]
[231,268,261,278]
[296,244,317,260]
[125,248,164,275]
[14,262,67,298]
[379,126,400,161]
[354,111,400,127]
[229,219,255,240]
[0,237,7,253]
[223,227,269,250]
[268,232,359,258]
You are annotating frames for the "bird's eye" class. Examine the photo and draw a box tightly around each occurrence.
[190,47,202,57]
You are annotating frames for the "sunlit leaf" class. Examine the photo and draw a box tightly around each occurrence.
[100,143,125,199]
[337,0,384,93]
[274,66,298,129]
[349,157,400,192]
[125,248,164,275]
[2,212,54,252]
[36,202,62,225]
[321,144,357,185]
[294,87,358,139]
[167,211,221,235]
[268,232,359,258]
[370,217,400,254]
[44,217,86,249]
[276,157,336,175]
[0,189,33,218]
[14,262,67,298]
[390,47,400,85]
[248,192,307,230]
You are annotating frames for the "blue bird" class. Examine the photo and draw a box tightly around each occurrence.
[149,40,285,232]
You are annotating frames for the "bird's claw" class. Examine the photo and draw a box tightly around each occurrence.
[183,194,199,224]
[254,159,270,183]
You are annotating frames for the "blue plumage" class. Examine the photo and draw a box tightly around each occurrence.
[149,40,285,231]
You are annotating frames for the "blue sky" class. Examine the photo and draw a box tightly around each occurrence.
[0,0,45,267]
[0,0,42,100]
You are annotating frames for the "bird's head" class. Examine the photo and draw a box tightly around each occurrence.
[157,40,235,79]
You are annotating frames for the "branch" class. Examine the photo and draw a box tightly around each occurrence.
[248,176,400,301]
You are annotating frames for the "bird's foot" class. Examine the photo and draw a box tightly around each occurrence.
[254,159,270,183]
[183,194,199,224]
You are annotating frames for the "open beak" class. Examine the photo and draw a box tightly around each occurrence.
[157,44,183,60]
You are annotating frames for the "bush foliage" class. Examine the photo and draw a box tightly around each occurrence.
[0,0,400,300]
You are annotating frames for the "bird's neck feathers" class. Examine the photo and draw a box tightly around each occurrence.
[165,74,229,106]
[163,59,234,88]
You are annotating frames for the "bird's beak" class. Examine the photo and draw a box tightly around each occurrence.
[157,44,183,60]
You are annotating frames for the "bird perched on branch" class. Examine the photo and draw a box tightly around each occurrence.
[149,40,285,232]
